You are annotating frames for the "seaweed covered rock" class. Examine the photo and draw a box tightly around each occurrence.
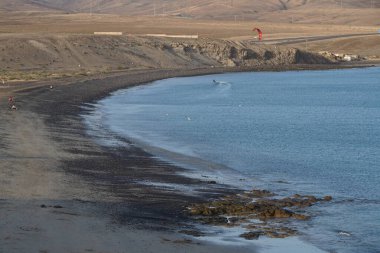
[187,189,332,240]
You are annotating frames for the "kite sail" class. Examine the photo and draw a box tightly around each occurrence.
[253,28,263,41]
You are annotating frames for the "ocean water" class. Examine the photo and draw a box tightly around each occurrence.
[84,67,380,253]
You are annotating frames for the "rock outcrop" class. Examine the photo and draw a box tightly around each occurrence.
[187,189,332,239]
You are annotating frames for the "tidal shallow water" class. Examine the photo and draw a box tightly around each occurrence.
[84,67,380,253]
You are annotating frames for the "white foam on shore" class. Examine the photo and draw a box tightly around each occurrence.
[81,101,259,194]
[138,181,201,196]
[81,103,131,148]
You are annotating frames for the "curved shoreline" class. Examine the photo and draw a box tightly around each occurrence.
[0,64,368,252]
[1,66,259,253]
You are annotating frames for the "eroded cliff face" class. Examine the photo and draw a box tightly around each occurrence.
[0,34,331,79]
[153,38,331,67]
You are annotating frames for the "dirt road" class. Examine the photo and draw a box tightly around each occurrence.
[255,32,379,45]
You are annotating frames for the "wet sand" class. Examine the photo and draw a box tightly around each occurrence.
[0,67,255,253]
[0,64,372,253]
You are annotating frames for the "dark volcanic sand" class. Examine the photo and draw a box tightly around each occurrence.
[6,64,365,227]
[9,68,245,229]
[0,64,369,253]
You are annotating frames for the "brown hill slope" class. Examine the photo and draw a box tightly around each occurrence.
[1,0,379,25]
[0,34,330,81]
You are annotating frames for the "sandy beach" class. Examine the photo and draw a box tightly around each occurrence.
[1,67,259,253]
[2,64,365,253]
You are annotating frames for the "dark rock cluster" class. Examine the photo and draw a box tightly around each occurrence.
[187,189,332,239]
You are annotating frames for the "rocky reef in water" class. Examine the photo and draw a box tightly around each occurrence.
[186,189,332,240]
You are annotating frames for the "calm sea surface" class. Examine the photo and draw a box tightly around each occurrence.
[85,67,380,253]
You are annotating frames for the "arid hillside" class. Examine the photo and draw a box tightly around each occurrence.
[0,0,379,25]
[0,34,332,82]
[0,1,378,83]
[0,9,378,76]
[291,35,380,58]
